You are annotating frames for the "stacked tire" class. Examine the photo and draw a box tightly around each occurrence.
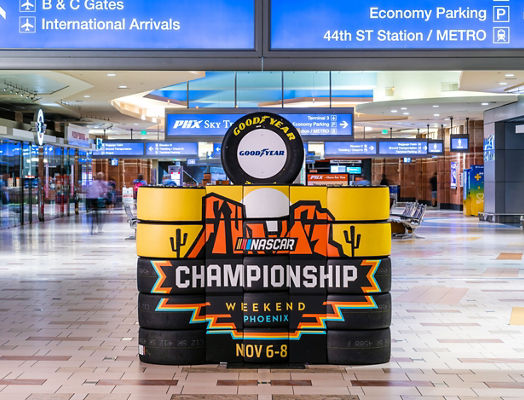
[325,187,392,365]
[136,187,207,365]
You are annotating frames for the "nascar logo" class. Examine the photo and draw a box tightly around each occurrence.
[236,238,297,251]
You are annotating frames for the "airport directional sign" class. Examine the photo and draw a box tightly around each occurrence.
[0,0,255,50]
[271,0,524,49]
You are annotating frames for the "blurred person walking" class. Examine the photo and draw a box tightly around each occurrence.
[430,172,438,207]
[86,172,108,234]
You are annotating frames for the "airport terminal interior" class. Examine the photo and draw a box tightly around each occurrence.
[1,1,524,399]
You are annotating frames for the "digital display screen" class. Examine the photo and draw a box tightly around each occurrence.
[324,141,377,156]
[0,0,255,50]
[428,141,444,155]
[145,142,198,157]
[166,113,353,136]
[330,165,347,173]
[93,142,144,156]
[347,166,362,174]
[450,136,469,152]
[379,141,428,156]
[271,0,524,50]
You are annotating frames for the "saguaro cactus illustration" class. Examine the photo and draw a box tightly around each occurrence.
[343,225,361,257]
[170,229,188,258]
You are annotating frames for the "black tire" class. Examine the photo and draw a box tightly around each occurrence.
[205,259,244,294]
[326,258,391,294]
[325,293,391,330]
[327,329,391,365]
[243,292,289,328]
[289,332,327,364]
[221,112,304,185]
[243,256,289,292]
[206,331,243,364]
[138,293,206,330]
[137,258,206,295]
[139,328,205,365]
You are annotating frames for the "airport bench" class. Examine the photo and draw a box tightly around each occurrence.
[389,202,427,238]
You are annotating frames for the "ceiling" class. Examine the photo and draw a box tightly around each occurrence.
[0,69,522,139]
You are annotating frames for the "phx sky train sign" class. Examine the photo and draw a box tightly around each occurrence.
[136,112,392,365]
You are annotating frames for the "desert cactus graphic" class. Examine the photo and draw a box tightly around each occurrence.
[170,229,188,258]
[343,225,361,257]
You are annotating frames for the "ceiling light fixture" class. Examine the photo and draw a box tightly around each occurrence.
[505,73,515,78]
[433,105,439,108]
[481,102,489,106]
[391,109,398,113]
[83,95,91,98]
[400,107,408,110]
[107,73,117,77]
[498,82,508,86]
[433,113,440,117]
[118,85,128,89]
[402,112,410,116]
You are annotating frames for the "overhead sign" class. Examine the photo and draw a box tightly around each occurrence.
[67,124,90,148]
[271,0,524,49]
[428,140,444,155]
[450,135,469,152]
[33,109,46,146]
[166,113,353,137]
[307,173,349,186]
[324,141,377,156]
[93,142,144,156]
[379,141,428,156]
[0,0,254,50]
[146,142,198,157]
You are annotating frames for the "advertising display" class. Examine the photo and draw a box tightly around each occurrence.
[135,113,392,366]
[145,142,198,157]
[324,141,377,156]
[307,173,349,186]
[166,112,353,137]
[0,0,255,50]
[450,135,470,152]
[92,142,144,156]
[379,141,428,156]
[271,0,524,49]
[451,161,458,189]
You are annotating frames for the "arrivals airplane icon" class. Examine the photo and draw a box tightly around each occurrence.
[21,0,35,11]
[19,17,35,33]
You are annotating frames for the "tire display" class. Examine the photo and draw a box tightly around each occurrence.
[136,134,393,366]
[325,293,392,330]
[327,329,391,365]
[138,293,206,330]
[221,112,304,185]
[137,258,206,295]
[139,328,205,365]
[137,187,205,222]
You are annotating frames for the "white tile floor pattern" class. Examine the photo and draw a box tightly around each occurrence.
[0,210,523,399]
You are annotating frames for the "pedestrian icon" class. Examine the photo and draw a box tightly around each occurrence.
[20,0,36,12]
[0,5,6,20]
[493,27,510,44]
[19,16,36,33]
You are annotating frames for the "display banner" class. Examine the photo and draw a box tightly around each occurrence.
[271,0,524,49]
[0,0,255,50]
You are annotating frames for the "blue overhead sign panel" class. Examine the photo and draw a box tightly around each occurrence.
[450,136,470,152]
[166,113,353,136]
[325,141,377,156]
[428,141,444,155]
[145,142,198,157]
[0,1,254,49]
[271,0,524,49]
[93,142,144,156]
[379,141,428,156]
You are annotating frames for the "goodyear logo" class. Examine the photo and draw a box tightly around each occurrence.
[236,238,297,251]
[238,149,285,157]
[233,115,296,141]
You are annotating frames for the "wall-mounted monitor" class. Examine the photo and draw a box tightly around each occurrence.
[347,166,362,174]
[330,165,347,173]
[450,135,470,152]
[428,140,444,155]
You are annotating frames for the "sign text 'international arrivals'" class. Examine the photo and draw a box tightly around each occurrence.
[0,0,254,49]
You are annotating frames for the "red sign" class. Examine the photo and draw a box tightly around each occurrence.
[307,173,349,186]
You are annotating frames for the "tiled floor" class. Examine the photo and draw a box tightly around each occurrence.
[0,210,523,400]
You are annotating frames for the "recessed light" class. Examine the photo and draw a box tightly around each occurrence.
[481,102,489,106]
[433,113,440,117]
[391,110,398,113]
[400,107,408,110]
[402,112,410,116]
[433,105,439,108]
[107,73,116,77]
[83,95,91,98]
[499,82,508,86]
[118,85,128,89]
[505,73,515,78]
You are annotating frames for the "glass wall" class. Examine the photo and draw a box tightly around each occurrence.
[0,139,22,228]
